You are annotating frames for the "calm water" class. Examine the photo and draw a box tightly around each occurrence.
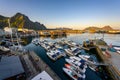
[25,33,120,80]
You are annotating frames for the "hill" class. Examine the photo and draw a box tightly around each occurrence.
[84,26,114,31]
[0,13,46,30]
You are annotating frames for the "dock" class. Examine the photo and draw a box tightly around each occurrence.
[83,39,120,80]
[20,51,61,80]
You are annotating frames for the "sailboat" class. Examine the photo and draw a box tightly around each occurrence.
[7,19,23,52]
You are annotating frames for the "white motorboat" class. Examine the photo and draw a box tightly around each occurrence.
[63,67,77,80]
[0,46,10,52]
[117,50,120,54]
[113,47,120,51]
[46,51,57,61]
[78,55,98,71]
[65,64,86,79]
[63,67,85,80]
[65,47,81,56]
[65,58,87,73]
[79,55,96,65]
[46,49,64,61]
[69,56,87,68]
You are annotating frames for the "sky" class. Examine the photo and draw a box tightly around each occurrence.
[0,0,120,29]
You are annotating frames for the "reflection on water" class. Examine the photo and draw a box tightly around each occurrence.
[23,33,120,46]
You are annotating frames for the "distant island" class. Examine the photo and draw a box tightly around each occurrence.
[0,13,46,30]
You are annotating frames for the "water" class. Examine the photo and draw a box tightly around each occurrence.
[24,33,120,80]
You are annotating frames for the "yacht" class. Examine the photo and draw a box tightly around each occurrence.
[63,67,85,80]
[78,55,96,65]
[78,55,98,71]
[65,64,86,79]
[65,58,87,73]
[46,51,57,61]
[65,47,81,56]
[0,46,10,52]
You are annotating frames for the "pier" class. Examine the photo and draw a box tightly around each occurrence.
[83,39,120,80]
[20,51,61,80]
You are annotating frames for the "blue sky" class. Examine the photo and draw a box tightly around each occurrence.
[0,0,120,29]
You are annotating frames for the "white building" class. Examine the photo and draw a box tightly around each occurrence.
[32,71,53,80]
[4,27,17,34]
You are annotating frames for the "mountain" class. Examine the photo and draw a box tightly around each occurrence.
[84,26,100,31]
[101,26,113,30]
[0,13,46,30]
[84,26,114,31]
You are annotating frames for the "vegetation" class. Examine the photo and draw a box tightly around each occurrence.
[0,13,46,30]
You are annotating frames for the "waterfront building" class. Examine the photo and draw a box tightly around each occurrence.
[4,27,17,35]
[0,56,25,80]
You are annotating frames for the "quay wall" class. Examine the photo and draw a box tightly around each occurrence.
[95,46,120,80]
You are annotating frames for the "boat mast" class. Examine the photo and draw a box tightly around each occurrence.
[8,19,13,43]
[102,32,104,40]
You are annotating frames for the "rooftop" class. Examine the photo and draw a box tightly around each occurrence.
[0,55,24,79]
[32,71,53,80]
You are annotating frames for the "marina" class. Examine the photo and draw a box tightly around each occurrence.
[23,33,120,80]
[1,0,120,80]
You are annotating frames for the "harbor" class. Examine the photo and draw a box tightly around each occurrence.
[1,1,120,80]
[23,33,120,80]
[0,33,120,80]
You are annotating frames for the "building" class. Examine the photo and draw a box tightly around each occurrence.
[32,71,53,80]
[4,27,17,35]
[0,56,25,80]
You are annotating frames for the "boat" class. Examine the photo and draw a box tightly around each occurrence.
[65,64,86,79]
[63,68,85,80]
[46,51,57,61]
[65,58,87,73]
[65,47,81,56]
[102,51,111,58]
[78,55,98,71]
[78,55,96,65]
[63,67,78,80]
[68,56,87,68]
[46,49,64,61]
[0,46,10,52]
[117,50,120,54]
[55,44,63,49]
[113,46,120,51]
